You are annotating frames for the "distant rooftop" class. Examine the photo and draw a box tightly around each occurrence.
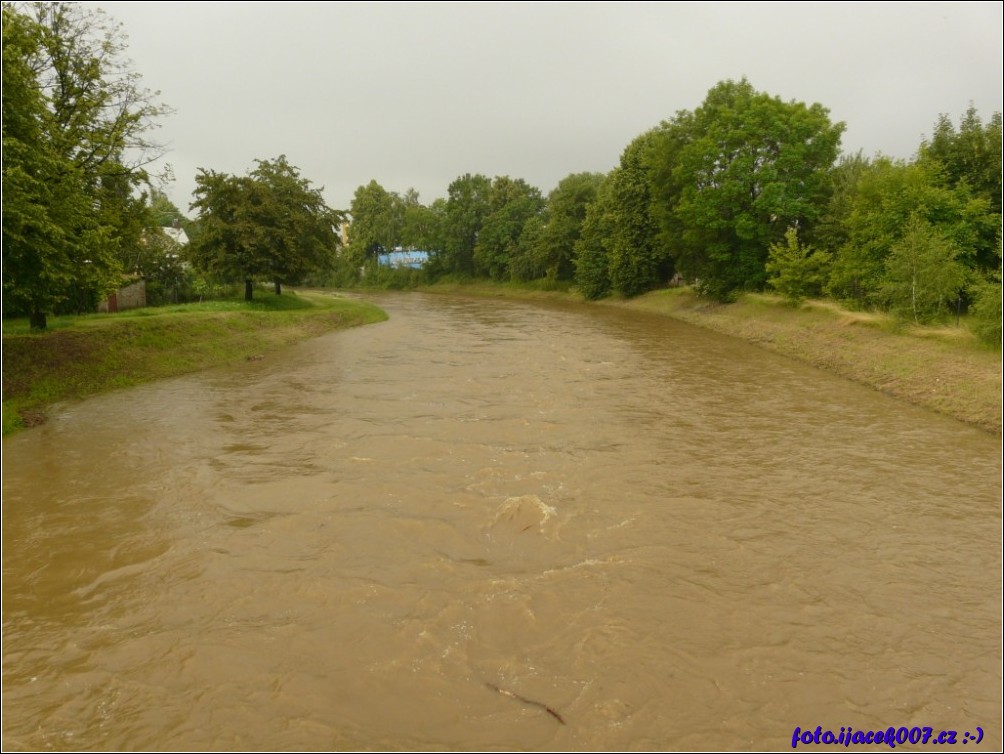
[163,226,189,245]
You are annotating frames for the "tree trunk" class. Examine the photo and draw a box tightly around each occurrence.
[274,280,282,296]
[29,310,47,331]
[244,279,253,301]
[911,273,918,324]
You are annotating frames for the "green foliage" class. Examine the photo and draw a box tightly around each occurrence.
[189,156,341,299]
[473,176,544,280]
[919,106,1002,269]
[668,78,844,301]
[509,214,547,282]
[922,106,1002,216]
[147,189,192,233]
[826,158,992,308]
[1,2,168,329]
[606,132,670,297]
[532,172,605,281]
[766,227,831,304]
[813,152,871,253]
[439,173,492,276]
[346,180,401,262]
[968,270,1002,348]
[574,174,615,299]
[402,193,445,252]
[126,228,194,305]
[879,216,967,324]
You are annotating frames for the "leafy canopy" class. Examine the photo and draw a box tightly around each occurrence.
[2,1,168,328]
[189,156,341,299]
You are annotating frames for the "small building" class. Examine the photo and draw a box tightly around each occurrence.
[98,279,146,313]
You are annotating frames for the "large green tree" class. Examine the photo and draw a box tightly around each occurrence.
[669,78,844,301]
[922,106,1002,216]
[438,173,492,276]
[529,172,605,281]
[473,176,544,280]
[570,132,671,299]
[920,106,1002,270]
[402,195,445,252]
[2,2,167,329]
[189,156,341,300]
[574,173,616,299]
[345,180,402,264]
[606,131,670,297]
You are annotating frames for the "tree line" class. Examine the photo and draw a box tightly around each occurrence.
[342,79,1000,342]
[3,2,1001,344]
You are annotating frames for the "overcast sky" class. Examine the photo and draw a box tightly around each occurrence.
[90,1,1002,215]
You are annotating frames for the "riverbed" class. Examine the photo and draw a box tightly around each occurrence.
[3,292,1000,750]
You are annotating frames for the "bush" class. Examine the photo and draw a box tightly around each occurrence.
[968,273,1002,348]
[766,227,831,305]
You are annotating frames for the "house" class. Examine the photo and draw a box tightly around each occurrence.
[162,221,189,246]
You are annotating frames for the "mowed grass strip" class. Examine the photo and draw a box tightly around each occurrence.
[2,291,387,436]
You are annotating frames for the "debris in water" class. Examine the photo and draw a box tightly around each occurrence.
[485,681,566,725]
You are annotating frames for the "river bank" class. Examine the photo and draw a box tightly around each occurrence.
[418,281,1002,435]
[1,291,386,436]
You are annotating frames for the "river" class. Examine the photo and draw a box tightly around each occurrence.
[3,292,1000,750]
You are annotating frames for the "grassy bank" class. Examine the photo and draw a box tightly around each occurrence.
[418,280,1002,435]
[2,291,387,436]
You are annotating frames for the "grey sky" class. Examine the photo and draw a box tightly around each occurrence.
[92,1,1003,215]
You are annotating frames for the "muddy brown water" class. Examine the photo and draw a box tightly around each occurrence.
[3,293,1001,751]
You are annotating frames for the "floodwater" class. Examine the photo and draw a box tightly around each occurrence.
[2,292,1000,751]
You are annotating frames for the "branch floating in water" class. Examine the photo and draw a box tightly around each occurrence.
[485,681,566,725]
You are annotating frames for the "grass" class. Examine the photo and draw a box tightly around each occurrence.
[2,290,387,436]
[417,280,1002,435]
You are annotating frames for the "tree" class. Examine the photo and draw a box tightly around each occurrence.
[920,106,1002,270]
[879,215,967,324]
[189,157,341,300]
[968,258,1002,348]
[765,227,831,304]
[250,156,341,294]
[574,173,615,299]
[473,176,544,280]
[532,172,605,281]
[148,189,187,227]
[826,158,992,308]
[922,106,1002,216]
[401,195,444,252]
[606,131,670,297]
[2,2,168,329]
[812,151,871,254]
[509,214,547,282]
[345,180,401,265]
[670,78,844,301]
[439,173,492,276]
